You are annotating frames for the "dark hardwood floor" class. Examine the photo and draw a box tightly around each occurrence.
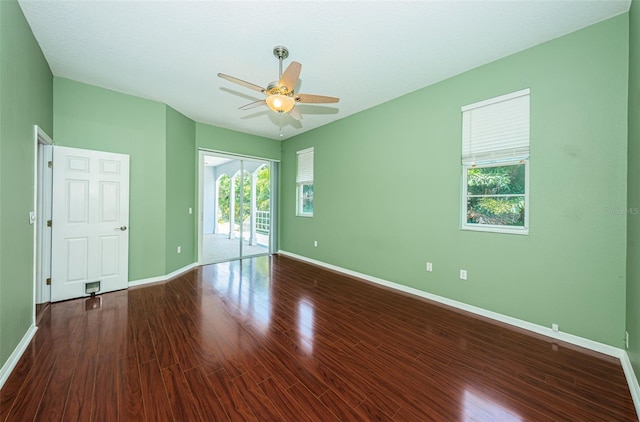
[1,254,637,421]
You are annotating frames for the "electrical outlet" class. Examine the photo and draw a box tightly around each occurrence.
[177,246,181,254]
[552,323,559,332]
[459,269,467,280]
[426,262,433,272]
[314,240,318,247]
[188,207,193,215]
[626,331,629,349]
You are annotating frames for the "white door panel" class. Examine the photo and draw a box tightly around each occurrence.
[99,235,119,276]
[51,146,130,302]
[66,237,88,281]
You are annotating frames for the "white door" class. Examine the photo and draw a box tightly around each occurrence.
[51,146,130,302]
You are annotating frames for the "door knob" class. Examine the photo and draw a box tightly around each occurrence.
[117,226,127,231]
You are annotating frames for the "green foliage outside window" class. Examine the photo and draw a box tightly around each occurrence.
[302,184,313,214]
[466,164,525,226]
[217,165,270,223]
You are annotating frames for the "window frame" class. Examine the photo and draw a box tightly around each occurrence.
[296,147,314,217]
[296,183,313,218]
[460,88,531,235]
[461,159,529,235]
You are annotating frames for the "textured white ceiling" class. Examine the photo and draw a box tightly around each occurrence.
[18,0,630,140]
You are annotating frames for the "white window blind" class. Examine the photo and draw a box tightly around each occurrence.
[296,148,314,184]
[462,88,530,164]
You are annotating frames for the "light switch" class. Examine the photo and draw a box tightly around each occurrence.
[29,211,36,225]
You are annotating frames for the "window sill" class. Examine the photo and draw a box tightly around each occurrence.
[461,224,528,235]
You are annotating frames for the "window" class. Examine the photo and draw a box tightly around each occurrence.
[296,147,314,217]
[461,89,530,234]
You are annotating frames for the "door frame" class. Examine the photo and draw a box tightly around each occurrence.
[33,125,53,308]
[197,148,279,264]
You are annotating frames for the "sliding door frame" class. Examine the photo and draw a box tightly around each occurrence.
[197,148,279,264]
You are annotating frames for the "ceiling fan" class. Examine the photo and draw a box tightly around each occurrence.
[217,46,339,121]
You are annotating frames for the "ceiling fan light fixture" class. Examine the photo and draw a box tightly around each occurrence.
[218,45,339,124]
[266,94,295,113]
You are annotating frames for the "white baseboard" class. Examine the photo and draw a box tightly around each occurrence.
[621,352,640,416]
[128,262,198,288]
[278,250,621,356]
[0,324,37,390]
[278,250,640,417]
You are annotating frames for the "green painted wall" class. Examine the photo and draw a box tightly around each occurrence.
[281,15,629,347]
[0,0,53,367]
[628,0,640,379]
[53,82,282,280]
[53,77,167,281]
[166,106,196,273]
[196,122,280,161]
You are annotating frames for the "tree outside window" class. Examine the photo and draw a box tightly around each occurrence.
[466,163,525,226]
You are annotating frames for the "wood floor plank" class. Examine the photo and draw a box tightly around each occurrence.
[207,368,260,422]
[258,377,315,422]
[112,292,135,359]
[96,308,118,357]
[139,359,174,422]
[33,352,78,421]
[4,344,56,422]
[285,381,338,421]
[318,388,370,421]
[232,373,286,422]
[162,313,201,371]
[197,305,250,379]
[162,364,203,422]
[183,366,230,422]
[62,352,97,422]
[177,313,223,374]
[117,356,145,422]
[143,298,178,369]
[313,361,367,408]
[128,291,157,364]
[79,304,103,358]
[2,255,636,421]
[91,353,118,422]
[312,339,402,418]
[0,342,41,422]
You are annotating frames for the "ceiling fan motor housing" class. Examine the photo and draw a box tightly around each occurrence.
[267,81,293,96]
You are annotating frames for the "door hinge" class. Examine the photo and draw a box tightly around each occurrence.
[48,161,53,169]
[46,278,51,286]
[47,220,52,227]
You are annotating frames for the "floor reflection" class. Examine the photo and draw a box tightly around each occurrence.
[463,389,522,422]
[297,298,315,354]
[204,257,272,333]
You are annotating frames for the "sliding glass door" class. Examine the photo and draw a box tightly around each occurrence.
[199,151,276,264]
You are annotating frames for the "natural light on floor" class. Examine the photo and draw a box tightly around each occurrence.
[298,298,315,354]
[463,389,522,422]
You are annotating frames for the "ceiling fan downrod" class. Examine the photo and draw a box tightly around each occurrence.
[273,46,289,80]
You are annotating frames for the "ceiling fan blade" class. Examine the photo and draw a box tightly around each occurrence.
[295,93,340,104]
[239,100,267,110]
[288,105,302,121]
[279,61,301,92]
[218,73,266,93]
